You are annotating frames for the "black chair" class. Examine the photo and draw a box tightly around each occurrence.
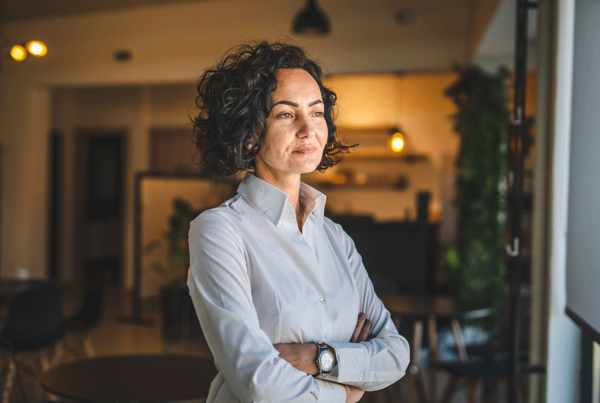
[0,337,28,403]
[64,271,110,358]
[433,288,534,403]
[0,287,65,402]
[1,288,65,353]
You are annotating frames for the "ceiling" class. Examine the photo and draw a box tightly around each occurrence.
[1,0,206,22]
[0,0,510,80]
[474,0,538,70]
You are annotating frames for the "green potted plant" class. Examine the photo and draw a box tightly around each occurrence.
[145,198,195,340]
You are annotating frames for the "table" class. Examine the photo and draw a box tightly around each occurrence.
[41,354,218,403]
[0,278,56,305]
[381,295,491,403]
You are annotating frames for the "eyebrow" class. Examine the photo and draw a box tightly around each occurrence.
[272,99,323,107]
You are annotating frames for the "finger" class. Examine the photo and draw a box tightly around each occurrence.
[350,313,366,342]
[357,319,371,342]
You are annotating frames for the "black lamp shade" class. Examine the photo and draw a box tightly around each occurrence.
[292,0,331,36]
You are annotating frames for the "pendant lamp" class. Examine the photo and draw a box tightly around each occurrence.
[292,0,331,36]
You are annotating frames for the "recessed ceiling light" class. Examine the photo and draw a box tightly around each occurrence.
[114,50,133,63]
[395,9,415,25]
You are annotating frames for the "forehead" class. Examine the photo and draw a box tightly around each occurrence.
[273,69,321,97]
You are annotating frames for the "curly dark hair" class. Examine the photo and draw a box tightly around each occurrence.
[192,41,353,177]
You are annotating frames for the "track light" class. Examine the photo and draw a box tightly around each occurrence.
[10,45,27,61]
[3,40,47,66]
[26,41,47,57]
[292,0,331,36]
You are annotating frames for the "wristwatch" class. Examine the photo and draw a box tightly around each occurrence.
[313,341,336,379]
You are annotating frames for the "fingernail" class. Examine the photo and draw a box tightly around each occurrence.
[365,319,370,326]
[359,313,365,320]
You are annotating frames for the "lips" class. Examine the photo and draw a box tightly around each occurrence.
[292,146,317,154]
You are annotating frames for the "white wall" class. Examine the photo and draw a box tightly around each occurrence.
[0,74,51,278]
[545,0,581,401]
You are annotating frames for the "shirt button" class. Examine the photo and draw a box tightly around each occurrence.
[359,373,363,380]
[317,295,324,302]
[324,332,329,338]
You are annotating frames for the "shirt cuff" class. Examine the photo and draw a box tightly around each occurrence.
[317,380,346,403]
[326,342,370,384]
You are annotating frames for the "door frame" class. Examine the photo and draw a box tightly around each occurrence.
[74,128,128,287]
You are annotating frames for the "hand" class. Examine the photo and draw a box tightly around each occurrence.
[274,342,319,376]
[350,313,371,343]
[344,385,365,403]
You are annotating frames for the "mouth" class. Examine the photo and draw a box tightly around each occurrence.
[292,146,317,155]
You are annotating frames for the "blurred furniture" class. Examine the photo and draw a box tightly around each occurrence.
[41,354,218,402]
[0,337,27,403]
[434,361,544,403]
[436,362,546,403]
[434,288,539,403]
[381,294,491,403]
[336,192,437,295]
[0,278,58,306]
[0,287,65,402]
[64,271,111,358]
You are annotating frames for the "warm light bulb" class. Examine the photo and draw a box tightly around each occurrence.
[26,41,47,57]
[10,45,27,61]
[390,133,405,152]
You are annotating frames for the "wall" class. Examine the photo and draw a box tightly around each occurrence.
[48,71,459,290]
[323,73,460,170]
[545,0,581,401]
[141,178,232,298]
[52,86,146,285]
[0,78,50,279]
[322,73,459,238]
[0,0,469,281]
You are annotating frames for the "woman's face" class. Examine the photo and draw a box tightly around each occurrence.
[254,68,328,181]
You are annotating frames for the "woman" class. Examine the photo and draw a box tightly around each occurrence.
[188,42,410,403]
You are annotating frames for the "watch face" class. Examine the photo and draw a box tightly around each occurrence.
[320,350,335,371]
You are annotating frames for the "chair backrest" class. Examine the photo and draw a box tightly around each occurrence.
[71,271,110,327]
[1,287,65,351]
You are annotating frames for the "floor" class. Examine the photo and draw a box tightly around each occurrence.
[6,286,499,403]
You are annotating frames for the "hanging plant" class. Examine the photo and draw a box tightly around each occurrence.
[445,66,510,312]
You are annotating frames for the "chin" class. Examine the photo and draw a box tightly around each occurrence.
[297,161,321,175]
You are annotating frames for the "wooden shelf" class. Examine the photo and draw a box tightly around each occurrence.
[306,183,408,191]
[341,154,429,163]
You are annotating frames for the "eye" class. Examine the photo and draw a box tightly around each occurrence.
[313,111,324,117]
[278,112,293,118]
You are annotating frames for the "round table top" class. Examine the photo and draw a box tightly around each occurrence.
[0,279,56,304]
[381,294,491,319]
[41,354,217,403]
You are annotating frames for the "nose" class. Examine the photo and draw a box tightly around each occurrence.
[296,113,316,139]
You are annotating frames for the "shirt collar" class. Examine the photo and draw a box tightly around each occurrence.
[237,173,327,227]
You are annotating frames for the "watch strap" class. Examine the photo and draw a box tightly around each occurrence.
[313,341,334,379]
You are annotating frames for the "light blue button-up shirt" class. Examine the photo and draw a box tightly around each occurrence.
[188,173,409,402]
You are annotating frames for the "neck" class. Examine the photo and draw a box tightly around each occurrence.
[254,167,302,215]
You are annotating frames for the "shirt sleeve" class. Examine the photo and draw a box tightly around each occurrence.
[187,212,346,403]
[324,223,410,392]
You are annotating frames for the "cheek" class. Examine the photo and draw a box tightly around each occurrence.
[317,125,329,146]
[259,134,287,162]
